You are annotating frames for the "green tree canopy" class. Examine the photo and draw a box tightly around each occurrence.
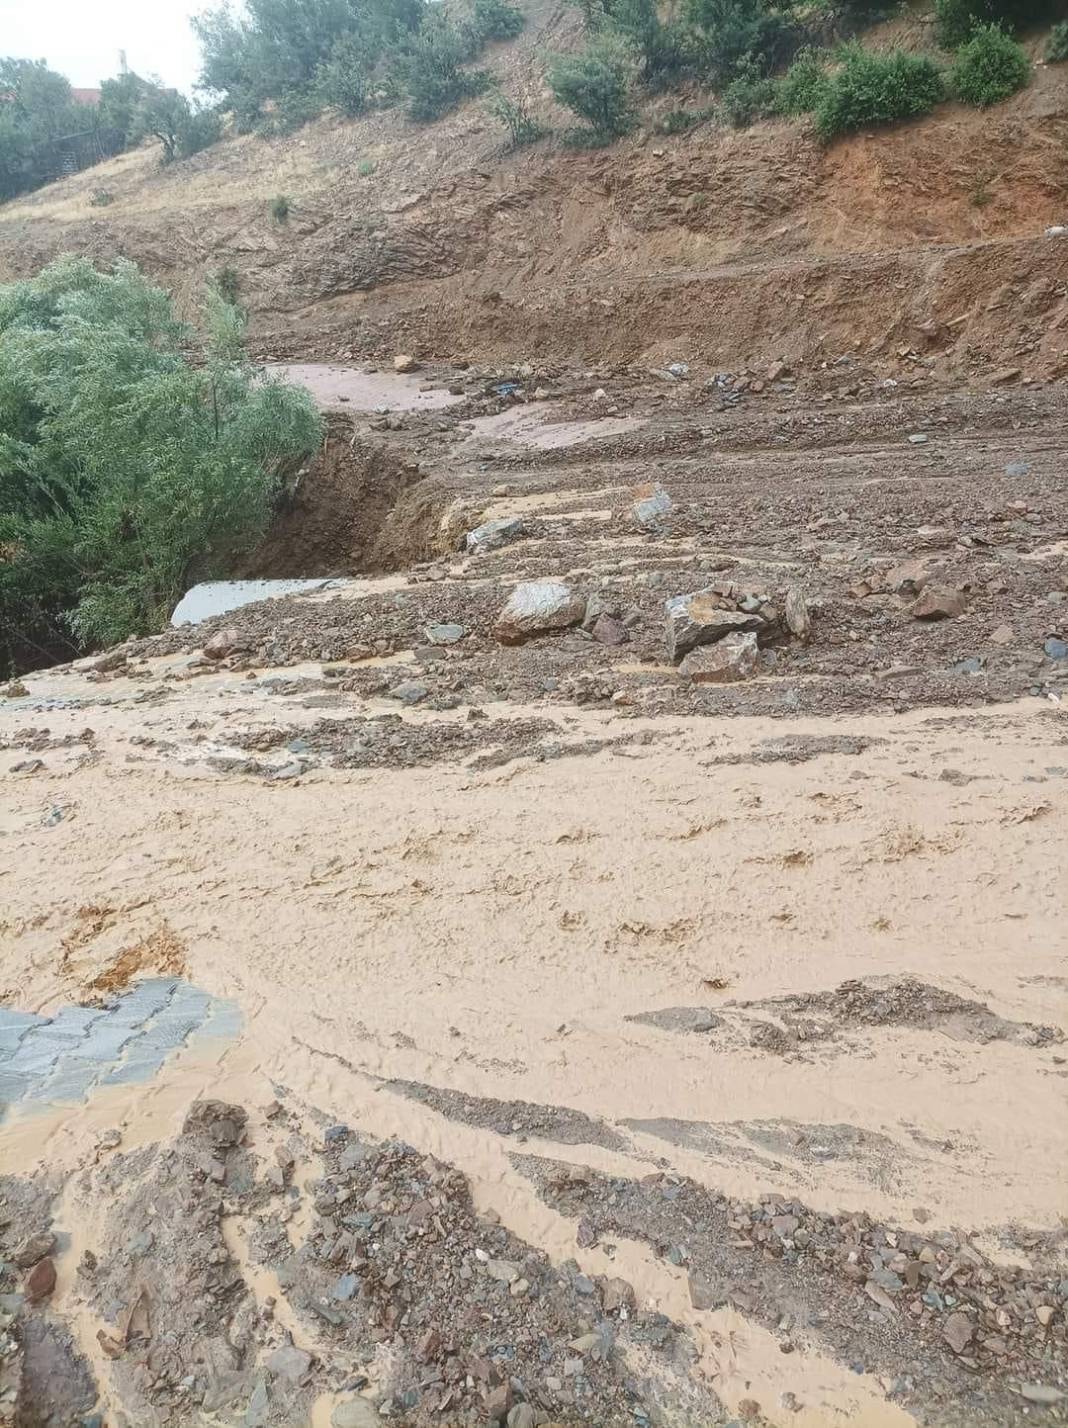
[0,259,322,673]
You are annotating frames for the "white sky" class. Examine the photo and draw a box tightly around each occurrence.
[0,0,205,93]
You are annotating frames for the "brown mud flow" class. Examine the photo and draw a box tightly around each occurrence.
[3,29,1068,1417]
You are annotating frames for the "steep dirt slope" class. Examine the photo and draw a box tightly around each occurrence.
[1,7,1066,379]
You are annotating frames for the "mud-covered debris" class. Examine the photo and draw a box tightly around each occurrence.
[494,580,585,644]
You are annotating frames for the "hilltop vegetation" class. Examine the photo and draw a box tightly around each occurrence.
[0,259,320,674]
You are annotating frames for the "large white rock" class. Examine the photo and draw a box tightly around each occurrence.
[494,581,586,645]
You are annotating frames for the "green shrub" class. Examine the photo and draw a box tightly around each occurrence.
[657,106,702,131]
[685,0,799,82]
[814,44,944,137]
[473,0,526,40]
[485,92,547,146]
[778,46,830,112]
[0,258,321,673]
[270,194,291,222]
[951,23,1028,103]
[214,265,242,304]
[720,57,781,124]
[933,0,1058,48]
[397,15,491,121]
[357,158,377,175]
[608,0,691,82]
[1048,20,1068,59]
[549,36,637,139]
[90,189,115,208]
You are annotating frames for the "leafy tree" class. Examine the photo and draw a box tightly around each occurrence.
[951,22,1029,103]
[0,259,321,673]
[549,35,637,139]
[814,43,944,136]
[134,89,222,163]
[99,71,146,144]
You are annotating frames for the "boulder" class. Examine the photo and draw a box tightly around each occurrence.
[591,614,629,646]
[631,483,673,528]
[885,559,933,597]
[203,627,247,661]
[393,354,419,373]
[424,623,466,645]
[465,517,525,555]
[494,581,586,644]
[784,587,811,643]
[679,632,760,683]
[665,590,764,662]
[910,587,967,620]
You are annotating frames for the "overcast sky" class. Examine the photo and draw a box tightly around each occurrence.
[0,0,205,93]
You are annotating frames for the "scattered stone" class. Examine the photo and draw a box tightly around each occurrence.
[784,587,811,643]
[592,614,629,646]
[989,367,1021,385]
[331,1398,382,1428]
[387,681,428,706]
[24,1257,56,1302]
[907,433,928,444]
[910,588,967,620]
[679,633,760,684]
[942,1312,974,1355]
[1005,460,1031,477]
[393,355,419,373]
[990,624,1014,645]
[14,1233,56,1269]
[494,581,586,645]
[632,483,673,528]
[2,678,30,698]
[203,628,247,660]
[266,1344,312,1382]
[665,590,764,661]
[10,758,44,774]
[1019,1384,1066,1405]
[424,623,466,645]
[466,517,525,555]
[507,1406,536,1428]
[1044,637,1067,660]
[93,649,128,674]
[485,1258,520,1285]
[688,1271,721,1310]
[885,559,932,598]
